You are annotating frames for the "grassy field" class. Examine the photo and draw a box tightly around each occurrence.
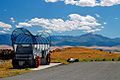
[0,60,30,78]
[1,46,120,78]
[51,47,120,64]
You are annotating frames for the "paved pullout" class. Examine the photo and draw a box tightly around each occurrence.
[1,62,120,80]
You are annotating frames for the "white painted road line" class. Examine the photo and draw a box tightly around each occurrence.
[31,63,62,70]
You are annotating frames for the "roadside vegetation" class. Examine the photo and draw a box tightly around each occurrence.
[51,47,120,64]
[0,49,30,78]
[1,47,120,77]
[0,60,30,78]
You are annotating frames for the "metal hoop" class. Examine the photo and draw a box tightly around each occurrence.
[11,28,51,50]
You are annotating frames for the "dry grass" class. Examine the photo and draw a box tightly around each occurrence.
[0,60,30,78]
[1,46,120,78]
[51,47,120,63]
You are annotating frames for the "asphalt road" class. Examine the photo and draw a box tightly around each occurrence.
[1,62,120,80]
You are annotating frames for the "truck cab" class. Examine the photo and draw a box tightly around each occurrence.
[11,28,51,68]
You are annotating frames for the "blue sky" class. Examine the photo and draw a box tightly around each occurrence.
[0,0,120,38]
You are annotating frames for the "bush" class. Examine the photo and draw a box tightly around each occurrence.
[0,49,14,60]
[112,59,114,61]
[117,57,120,61]
[102,58,106,61]
[75,59,79,62]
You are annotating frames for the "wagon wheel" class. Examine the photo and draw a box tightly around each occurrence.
[35,56,40,68]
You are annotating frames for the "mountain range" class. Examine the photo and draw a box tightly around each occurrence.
[0,33,120,47]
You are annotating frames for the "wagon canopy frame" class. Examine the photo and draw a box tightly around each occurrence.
[11,28,51,49]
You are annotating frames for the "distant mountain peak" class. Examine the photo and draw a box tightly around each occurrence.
[0,33,120,47]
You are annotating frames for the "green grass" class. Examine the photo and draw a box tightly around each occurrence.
[51,56,120,64]
[51,58,69,64]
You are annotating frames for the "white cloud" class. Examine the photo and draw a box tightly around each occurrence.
[0,22,12,33]
[45,0,61,2]
[16,22,32,28]
[10,17,16,23]
[103,22,107,24]
[76,0,96,7]
[0,30,7,33]
[100,0,120,6]
[86,28,102,33]
[114,17,119,19]
[95,14,101,18]
[45,0,120,7]
[0,22,12,29]
[3,28,11,31]
[64,0,78,5]
[101,26,104,28]
[16,14,103,33]
[38,29,52,34]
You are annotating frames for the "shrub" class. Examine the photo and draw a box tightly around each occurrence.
[112,59,114,61]
[102,58,106,61]
[75,59,79,62]
[117,57,120,61]
[0,49,14,60]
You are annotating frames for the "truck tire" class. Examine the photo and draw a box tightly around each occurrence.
[35,56,40,68]
[12,60,18,69]
[46,54,51,65]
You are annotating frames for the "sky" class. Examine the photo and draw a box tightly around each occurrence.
[0,0,120,38]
